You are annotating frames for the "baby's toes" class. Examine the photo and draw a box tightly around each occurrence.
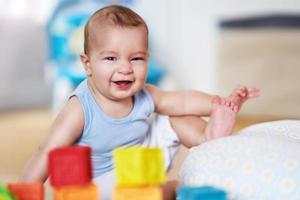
[212,95,221,104]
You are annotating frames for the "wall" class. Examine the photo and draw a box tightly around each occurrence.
[137,0,300,92]
[0,0,58,110]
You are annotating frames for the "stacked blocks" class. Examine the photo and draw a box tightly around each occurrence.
[48,146,98,200]
[177,186,227,200]
[0,185,15,200]
[7,182,44,200]
[112,146,165,200]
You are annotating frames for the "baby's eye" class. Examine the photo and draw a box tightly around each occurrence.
[104,57,116,61]
[131,57,145,61]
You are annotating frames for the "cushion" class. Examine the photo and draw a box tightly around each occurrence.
[179,120,300,200]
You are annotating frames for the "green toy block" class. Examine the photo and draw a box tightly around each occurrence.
[0,185,15,200]
[113,146,166,186]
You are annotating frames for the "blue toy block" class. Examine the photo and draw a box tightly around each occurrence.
[177,186,227,200]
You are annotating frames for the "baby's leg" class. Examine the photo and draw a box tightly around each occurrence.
[170,96,237,145]
[205,96,237,140]
[169,116,207,148]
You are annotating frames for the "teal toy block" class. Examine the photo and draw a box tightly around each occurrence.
[177,186,227,200]
[0,185,15,200]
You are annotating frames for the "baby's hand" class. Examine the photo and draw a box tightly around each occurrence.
[228,85,260,112]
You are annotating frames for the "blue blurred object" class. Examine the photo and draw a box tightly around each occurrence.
[146,59,165,85]
[177,186,227,200]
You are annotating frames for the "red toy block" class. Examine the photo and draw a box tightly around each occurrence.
[48,146,92,187]
[8,182,44,200]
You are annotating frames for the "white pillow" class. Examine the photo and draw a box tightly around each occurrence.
[179,120,300,200]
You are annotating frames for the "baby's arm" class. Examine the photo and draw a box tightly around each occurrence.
[145,84,214,116]
[19,97,84,182]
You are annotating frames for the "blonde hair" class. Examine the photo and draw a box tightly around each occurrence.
[84,5,148,54]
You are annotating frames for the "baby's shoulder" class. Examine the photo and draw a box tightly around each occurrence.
[63,97,84,116]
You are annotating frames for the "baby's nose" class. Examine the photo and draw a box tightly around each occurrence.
[118,62,133,74]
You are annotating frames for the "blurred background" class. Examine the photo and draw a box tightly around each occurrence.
[1,0,300,194]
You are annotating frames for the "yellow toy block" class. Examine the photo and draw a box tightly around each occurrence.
[53,183,98,200]
[113,146,166,186]
[113,185,162,200]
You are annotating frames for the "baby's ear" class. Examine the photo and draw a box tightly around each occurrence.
[80,53,92,77]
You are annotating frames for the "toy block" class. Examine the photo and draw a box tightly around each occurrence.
[177,186,227,200]
[48,146,92,187]
[113,185,162,200]
[53,183,98,200]
[0,185,15,200]
[113,146,166,186]
[7,182,43,200]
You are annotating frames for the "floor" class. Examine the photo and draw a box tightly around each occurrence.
[0,108,279,198]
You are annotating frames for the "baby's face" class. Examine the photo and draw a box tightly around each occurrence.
[85,26,148,101]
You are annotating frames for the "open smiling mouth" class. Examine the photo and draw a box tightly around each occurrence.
[112,80,133,90]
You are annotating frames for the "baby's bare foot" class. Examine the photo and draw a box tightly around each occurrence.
[205,96,237,140]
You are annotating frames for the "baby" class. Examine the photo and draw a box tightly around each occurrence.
[20,5,259,200]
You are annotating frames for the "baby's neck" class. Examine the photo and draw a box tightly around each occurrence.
[98,97,134,119]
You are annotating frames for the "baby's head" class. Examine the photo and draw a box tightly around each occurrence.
[83,5,148,55]
[81,5,149,101]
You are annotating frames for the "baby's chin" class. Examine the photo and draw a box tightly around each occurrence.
[109,90,136,101]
